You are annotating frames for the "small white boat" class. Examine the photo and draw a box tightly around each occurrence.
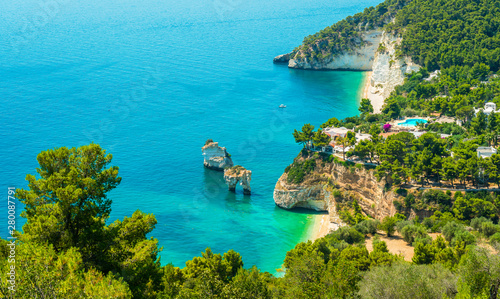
[279,104,286,108]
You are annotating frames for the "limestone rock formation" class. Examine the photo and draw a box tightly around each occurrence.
[279,29,421,112]
[287,30,383,70]
[366,31,420,113]
[273,53,290,64]
[273,174,329,211]
[274,157,400,220]
[224,166,252,195]
[202,140,233,171]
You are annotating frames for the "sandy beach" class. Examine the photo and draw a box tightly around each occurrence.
[361,71,384,114]
[309,214,331,241]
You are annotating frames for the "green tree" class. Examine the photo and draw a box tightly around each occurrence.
[359,98,374,115]
[0,241,132,298]
[381,98,401,119]
[379,216,397,237]
[16,144,121,264]
[15,144,162,298]
[293,124,315,147]
[457,247,500,299]
[441,156,458,187]
[312,129,331,147]
[359,262,457,298]
[337,131,356,160]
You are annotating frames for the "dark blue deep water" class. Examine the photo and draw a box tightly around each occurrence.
[0,0,381,273]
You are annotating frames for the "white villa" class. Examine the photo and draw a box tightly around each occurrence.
[304,127,372,155]
[474,102,500,116]
[477,146,497,159]
[323,127,351,139]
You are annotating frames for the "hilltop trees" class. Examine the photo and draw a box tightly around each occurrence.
[14,144,162,298]
[359,98,374,115]
[338,131,356,160]
[16,144,121,260]
[312,129,331,147]
[293,124,315,147]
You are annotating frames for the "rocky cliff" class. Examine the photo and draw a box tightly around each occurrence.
[365,31,420,112]
[274,156,400,222]
[202,141,233,171]
[286,30,383,71]
[274,30,421,112]
[224,165,252,195]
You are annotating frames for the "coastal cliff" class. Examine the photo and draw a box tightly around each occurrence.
[286,29,383,71]
[275,29,421,113]
[202,141,233,171]
[224,165,252,195]
[274,154,399,222]
[364,31,420,112]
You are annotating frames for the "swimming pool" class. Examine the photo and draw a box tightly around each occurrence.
[398,118,428,127]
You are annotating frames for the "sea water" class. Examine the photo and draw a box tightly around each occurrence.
[0,0,382,274]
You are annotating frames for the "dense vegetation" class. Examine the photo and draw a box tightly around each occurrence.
[6,144,500,298]
[8,0,500,298]
[389,0,500,71]
[293,0,410,60]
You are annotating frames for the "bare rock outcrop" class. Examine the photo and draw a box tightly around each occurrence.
[224,166,252,195]
[366,31,420,112]
[276,30,421,112]
[273,157,400,220]
[274,174,329,211]
[287,29,383,70]
[202,140,233,171]
[273,53,290,64]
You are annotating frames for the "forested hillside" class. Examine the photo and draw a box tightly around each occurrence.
[292,0,409,60]
[294,0,500,71]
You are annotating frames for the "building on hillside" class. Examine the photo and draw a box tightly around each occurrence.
[323,127,352,139]
[474,102,500,116]
[411,131,425,139]
[355,131,371,143]
[477,146,497,158]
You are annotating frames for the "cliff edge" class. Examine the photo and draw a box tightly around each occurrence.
[274,154,399,222]
[202,140,234,171]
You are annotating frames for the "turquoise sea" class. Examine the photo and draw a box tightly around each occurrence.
[0,0,381,273]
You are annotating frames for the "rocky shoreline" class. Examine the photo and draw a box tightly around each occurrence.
[273,30,420,113]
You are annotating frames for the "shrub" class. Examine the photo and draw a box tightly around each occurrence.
[452,230,475,246]
[286,159,316,184]
[401,225,429,244]
[490,232,500,244]
[442,221,465,242]
[354,219,380,235]
[359,263,457,298]
[379,216,397,237]
[470,217,489,231]
[413,235,432,246]
[330,226,365,244]
[480,222,498,238]
[422,217,435,230]
[396,220,412,233]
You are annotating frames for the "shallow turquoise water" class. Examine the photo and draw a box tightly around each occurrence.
[0,0,381,273]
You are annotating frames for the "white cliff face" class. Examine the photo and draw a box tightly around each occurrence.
[202,142,234,171]
[288,30,383,70]
[273,173,329,211]
[274,160,400,219]
[283,29,421,113]
[366,31,420,112]
[224,166,252,195]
